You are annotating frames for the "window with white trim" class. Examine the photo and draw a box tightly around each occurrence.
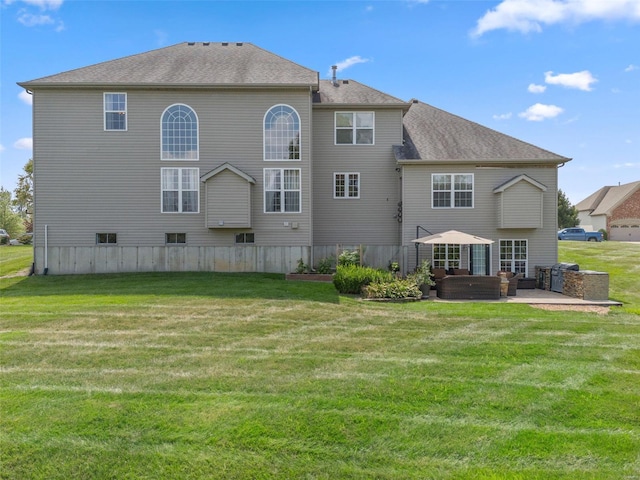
[161,104,198,160]
[104,93,127,131]
[165,233,186,244]
[334,173,360,199]
[264,168,301,213]
[432,244,460,270]
[432,174,474,208]
[335,112,374,145]
[96,233,117,244]
[161,168,199,213]
[264,105,300,160]
[499,239,528,274]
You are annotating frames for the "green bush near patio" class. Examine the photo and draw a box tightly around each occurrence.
[1,242,639,478]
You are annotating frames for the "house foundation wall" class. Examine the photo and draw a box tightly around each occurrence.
[33,245,412,275]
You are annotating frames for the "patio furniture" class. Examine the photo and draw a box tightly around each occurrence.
[436,275,501,300]
[497,271,524,296]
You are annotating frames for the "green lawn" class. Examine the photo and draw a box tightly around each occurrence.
[1,243,639,479]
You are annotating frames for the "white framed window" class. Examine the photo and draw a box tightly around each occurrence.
[432,244,460,270]
[499,239,528,274]
[264,168,301,213]
[161,168,199,213]
[264,104,300,161]
[334,173,360,199]
[432,174,474,208]
[335,112,374,145]
[96,233,117,245]
[165,233,186,244]
[104,93,127,131]
[161,104,198,160]
[235,233,255,244]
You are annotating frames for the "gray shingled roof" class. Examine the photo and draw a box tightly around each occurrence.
[313,79,407,107]
[574,186,611,212]
[19,42,319,88]
[396,100,570,165]
[581,181,640,215]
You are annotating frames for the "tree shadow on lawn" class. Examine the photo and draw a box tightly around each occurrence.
[0,272,340,304]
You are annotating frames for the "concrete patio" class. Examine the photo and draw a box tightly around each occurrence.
[428,288,622,306]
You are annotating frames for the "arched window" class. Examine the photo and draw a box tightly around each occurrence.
[161,104,198,160]
[264,105,300,160]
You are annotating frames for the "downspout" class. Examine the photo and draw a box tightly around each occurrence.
[44,224,49,275]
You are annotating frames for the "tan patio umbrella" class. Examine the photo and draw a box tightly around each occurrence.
[412,229,494,245]
[411,230,494,274]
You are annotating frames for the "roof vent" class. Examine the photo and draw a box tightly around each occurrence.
[342,80,349,85]
[187,42,195,46]
[236,42,243,46]
[331,65,338,87]
[412,99,419,104]
[222,42,229,46]
[203,42,210,46]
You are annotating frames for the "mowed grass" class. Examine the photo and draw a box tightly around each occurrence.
[1,244,639,479]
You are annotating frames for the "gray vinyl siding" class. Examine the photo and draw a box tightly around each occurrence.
[205,170,252,228]
[402,164,559,277]
[312,108,403,245]
[32,88,312,254]
[497,181,544,228]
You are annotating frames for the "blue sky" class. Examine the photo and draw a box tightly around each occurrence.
[1,0,639,204]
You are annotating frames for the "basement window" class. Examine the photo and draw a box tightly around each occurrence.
[96,233,117,245]
[235,233,255,244]
[165,233,186,244]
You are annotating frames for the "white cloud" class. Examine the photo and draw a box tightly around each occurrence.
[14,138,33,150]
[5,0,63,9]
[0,144,5,152]
[154,29,168,46]
[365,5,374,12]
[18,90,33,105]
[544,70,597,91]
[472,0,640,37]
[493,112,513,120]
[17,11,54,26]
[329,56,370,76]
[625,64,639,72]
[518,103,564,121]
[528,83,547,93]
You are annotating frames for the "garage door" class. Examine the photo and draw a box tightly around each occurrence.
[610,225,640,241]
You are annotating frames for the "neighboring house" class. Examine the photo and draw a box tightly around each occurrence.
[575,181,640,241]
[19,42,570,276]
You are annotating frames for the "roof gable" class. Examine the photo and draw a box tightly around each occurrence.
[396,100,570,165]
[590,181,640,216]
[493,174,548,193]
[19,42,319,88]
[201,163,256,184]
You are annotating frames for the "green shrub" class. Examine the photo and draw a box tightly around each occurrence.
[364,279,422,299]
[295,258,309,274]
[16,233,33,245]
[407,259,435,287]
[599,228,608,241]
[337,249,360,267]
[315,256,334,274]
[333,265,392,294]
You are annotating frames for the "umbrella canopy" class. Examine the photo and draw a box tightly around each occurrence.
[412,230,494,245]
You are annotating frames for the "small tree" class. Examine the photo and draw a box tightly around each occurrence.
[558,189,579,229]
[13,159,33,232]
[0,189,24,238]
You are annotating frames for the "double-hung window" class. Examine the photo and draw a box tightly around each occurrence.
[264,168,301,213]
[432,174,474,208]
[335,112,374,145]
[264,105,300,160]
[104,93,127,131]
[334,173,360,199]
[161,104,198,160]
[161,168,199,213]
[499,239,528,274]
[432,244,460,270]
